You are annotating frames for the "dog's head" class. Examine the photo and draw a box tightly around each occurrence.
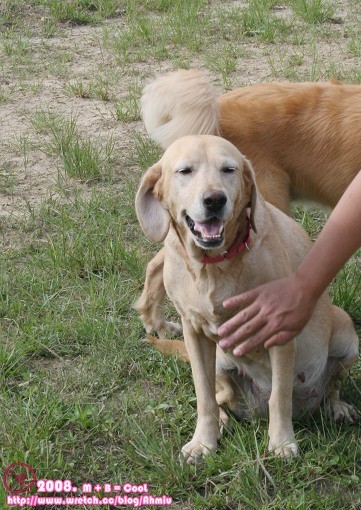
[136,135,257,258]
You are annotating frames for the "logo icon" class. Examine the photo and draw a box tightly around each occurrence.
[3,463,37,494]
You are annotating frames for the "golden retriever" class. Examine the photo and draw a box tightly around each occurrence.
[136,70,361,339]
[142,69,360,212]
[135,135,358,463]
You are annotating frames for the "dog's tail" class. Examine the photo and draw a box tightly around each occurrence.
[141,69,220,149]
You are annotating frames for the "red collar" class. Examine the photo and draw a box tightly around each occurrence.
[201,218,252,264]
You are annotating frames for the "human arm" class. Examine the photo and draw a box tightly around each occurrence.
[218,171,361,356]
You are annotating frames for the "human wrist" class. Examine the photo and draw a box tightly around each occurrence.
[292,265,324,304]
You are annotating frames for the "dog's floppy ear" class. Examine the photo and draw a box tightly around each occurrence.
[135,162,170,243]
[243,158,258,233]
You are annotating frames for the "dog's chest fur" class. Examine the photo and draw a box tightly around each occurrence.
[164,246,248,340]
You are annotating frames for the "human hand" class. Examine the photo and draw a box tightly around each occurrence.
[218,273,318,356]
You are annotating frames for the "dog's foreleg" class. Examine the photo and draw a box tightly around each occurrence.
[268,340,298,458]
[181,322,220,464]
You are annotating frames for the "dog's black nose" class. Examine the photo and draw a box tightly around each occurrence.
[203,191,227,212]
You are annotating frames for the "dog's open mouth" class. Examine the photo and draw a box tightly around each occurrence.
[185,215,225,248]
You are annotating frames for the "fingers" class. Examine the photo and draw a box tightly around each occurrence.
[232,330,268,356]
[222,289,258,309]
[218,310,266,350]
[230,329,295,357]
[234,330,296,357]
[218,302,260,339]
[218,277,307,356]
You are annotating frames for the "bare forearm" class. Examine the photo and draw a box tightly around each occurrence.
[295,170,361,299]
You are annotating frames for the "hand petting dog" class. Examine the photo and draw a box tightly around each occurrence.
[219,171,361,356]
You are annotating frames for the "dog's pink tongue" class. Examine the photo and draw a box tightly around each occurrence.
[194,219,224,238]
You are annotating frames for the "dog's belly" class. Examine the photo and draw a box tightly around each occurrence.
[216,348,335,418]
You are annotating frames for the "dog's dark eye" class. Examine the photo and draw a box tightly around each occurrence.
[222,166,237,174]
[177,167,192,175]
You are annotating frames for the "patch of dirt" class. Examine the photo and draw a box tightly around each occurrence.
[0,22,141,215]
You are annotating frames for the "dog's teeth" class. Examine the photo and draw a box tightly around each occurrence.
[204,234,221,240]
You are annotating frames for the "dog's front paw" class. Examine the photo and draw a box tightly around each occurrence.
[327,400,358,424]
[181,437,217,465]
[268,430,298,458]
[269,440,298,458]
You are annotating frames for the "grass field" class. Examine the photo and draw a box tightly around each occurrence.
[0,1,360,509]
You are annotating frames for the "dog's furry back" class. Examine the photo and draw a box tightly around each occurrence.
[141,70,219,149]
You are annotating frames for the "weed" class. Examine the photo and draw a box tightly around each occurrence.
[289,0,336,24]
[348,36,361,57]
[114,82,141,122]
[242,0,291,41]
[39,0,121,25]
[30,111,115,182]
[132,131,161,171]
[65,76,111,101]
[0,161,17,193]
[51,120,115,182]
[0,0,26,27]
[2,32,32,57]
[205,43,240,89]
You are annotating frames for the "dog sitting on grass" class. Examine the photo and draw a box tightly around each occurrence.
[135,135,359,463]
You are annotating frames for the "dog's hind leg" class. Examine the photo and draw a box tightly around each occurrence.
[325,306,359,423]
[135,248,182,338]
[215,371,238,432]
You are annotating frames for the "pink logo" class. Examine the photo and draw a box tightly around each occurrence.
[3,462,37,494]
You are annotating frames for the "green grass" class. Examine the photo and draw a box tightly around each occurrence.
[0,161,17,193]
[30,111,116,182]
[0,0,360,509]
[288,0,336,24]
[51,129,115,182]
[43,0,120,25]
[0,0,123,30]
[114,82,142,122]
[65,76,111,101]
[241,0,292,41]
